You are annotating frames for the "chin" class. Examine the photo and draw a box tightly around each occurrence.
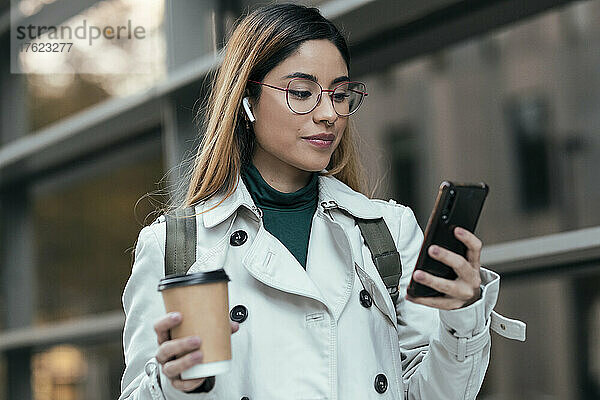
[296,158,330,173]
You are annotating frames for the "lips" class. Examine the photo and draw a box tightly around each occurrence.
[301,133,335,141]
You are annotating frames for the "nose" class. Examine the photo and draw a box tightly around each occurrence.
[312,93,337,126]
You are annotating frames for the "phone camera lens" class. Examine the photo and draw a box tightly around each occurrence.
[441,214,448,221]
[450,189,455,196]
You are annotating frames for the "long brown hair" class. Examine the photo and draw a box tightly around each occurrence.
[177,3,368,215]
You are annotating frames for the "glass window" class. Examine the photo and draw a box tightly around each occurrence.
[31,136,163,325]
[21,0,166,131]
[479,268,600,399]
[354,1,600,244]
[383,123,420,215]
[0,353,6,400]
[589,296,600,397]
[31,341,123,400]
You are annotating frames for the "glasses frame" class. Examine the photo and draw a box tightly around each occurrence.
[247,78,368,116]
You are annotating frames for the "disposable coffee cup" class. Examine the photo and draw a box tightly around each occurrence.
[158,269,231,380]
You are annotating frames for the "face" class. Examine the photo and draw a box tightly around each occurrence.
[249,39,349,176]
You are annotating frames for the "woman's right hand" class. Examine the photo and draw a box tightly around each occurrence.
[154,312,240,393]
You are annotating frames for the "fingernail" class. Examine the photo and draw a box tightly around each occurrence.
[191,351,203,361]
[169,312,181,320]
[456,227,464,235]
[414,270,424,280]
[429,245,439,255]
[188,337,201,346]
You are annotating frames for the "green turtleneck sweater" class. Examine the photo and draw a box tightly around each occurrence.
[241,162,318,269]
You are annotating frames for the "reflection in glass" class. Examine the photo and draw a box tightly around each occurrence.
[31,151,163,325]
[18,0,59,17]
[33,345,87,400]
[354,0,600,244]
[24,0,166,130]
[32,341,123,400]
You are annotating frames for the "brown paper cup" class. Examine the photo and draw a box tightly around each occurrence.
[158,269,231,380]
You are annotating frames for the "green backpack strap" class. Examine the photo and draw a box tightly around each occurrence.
[164,207,197,277]
[355,217,403,304]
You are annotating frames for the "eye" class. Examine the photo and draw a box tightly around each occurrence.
[289,89,313,100]
[332,92,350,102]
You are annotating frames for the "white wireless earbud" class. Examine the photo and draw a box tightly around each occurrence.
[242,97,255,122]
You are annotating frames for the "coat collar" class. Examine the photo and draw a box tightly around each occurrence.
[200,170,383,228]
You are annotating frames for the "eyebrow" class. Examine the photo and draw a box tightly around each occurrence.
[331,75,350,85]
[281,72,350,86]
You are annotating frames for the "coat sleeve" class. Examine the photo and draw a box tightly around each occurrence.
[119,222,214,400]
[394,206,499,400]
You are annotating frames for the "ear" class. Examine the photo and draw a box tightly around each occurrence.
[242,97,255,122]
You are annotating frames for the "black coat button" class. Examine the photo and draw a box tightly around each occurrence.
[230,230,248,246]
[359,289,373,308]
[230,305,248,323]
[241,397,249,400]
[374,373,388,393]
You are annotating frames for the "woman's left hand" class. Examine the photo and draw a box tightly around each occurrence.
[406,226,482,310]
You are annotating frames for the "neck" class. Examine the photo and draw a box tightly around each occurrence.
[251,149,313,193]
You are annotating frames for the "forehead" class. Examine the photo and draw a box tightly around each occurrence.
[269,39,348,85]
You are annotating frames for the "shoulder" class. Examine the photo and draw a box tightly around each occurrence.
[138,212,170,257]
[147,202,203,229]
[369,198,418,243]
[146,214,166,240]
[369,197,410,216]
[150,215,166,225]
[320,173,412,221]
[142,203,204,248]
[322,174,420,244]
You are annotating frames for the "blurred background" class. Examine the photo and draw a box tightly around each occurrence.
[0,0,599,399]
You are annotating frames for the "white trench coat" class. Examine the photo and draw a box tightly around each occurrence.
[119,173,525,400]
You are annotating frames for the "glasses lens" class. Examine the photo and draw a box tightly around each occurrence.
[332,82,366,116]
[287,79,320,113]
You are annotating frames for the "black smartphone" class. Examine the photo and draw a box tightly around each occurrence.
[407,181,489,298]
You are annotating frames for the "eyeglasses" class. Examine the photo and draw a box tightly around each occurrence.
[248,78,368,116]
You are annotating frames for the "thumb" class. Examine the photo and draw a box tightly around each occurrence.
[231,321,240,333]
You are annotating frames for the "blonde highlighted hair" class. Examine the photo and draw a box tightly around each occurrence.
[176,3,369,215]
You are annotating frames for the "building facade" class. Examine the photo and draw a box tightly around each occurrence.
[0,0,598,399]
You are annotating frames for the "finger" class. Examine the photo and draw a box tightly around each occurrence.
[406,293,465,310]
[170,377,206,392]
[154,312,181,345]
[156,336,202,365]
[412,270,474,300]
[428,245,471,279]
[454,227,482,266]
[231,321,240,334]
[162,350,203,379]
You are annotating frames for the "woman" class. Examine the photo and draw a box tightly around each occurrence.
[120,3,523,399]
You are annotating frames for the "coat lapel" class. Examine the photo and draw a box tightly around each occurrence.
[305,211,355,321]
[241,220,327,306]
[197,171,396,321]
[318,175,399,328]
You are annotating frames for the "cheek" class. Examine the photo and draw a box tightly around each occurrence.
[256,114,296,138]
[339,119,348,134]
[253,99,292,140]
[334,120,348,146]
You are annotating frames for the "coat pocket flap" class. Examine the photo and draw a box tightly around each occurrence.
[355,263,396,329]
